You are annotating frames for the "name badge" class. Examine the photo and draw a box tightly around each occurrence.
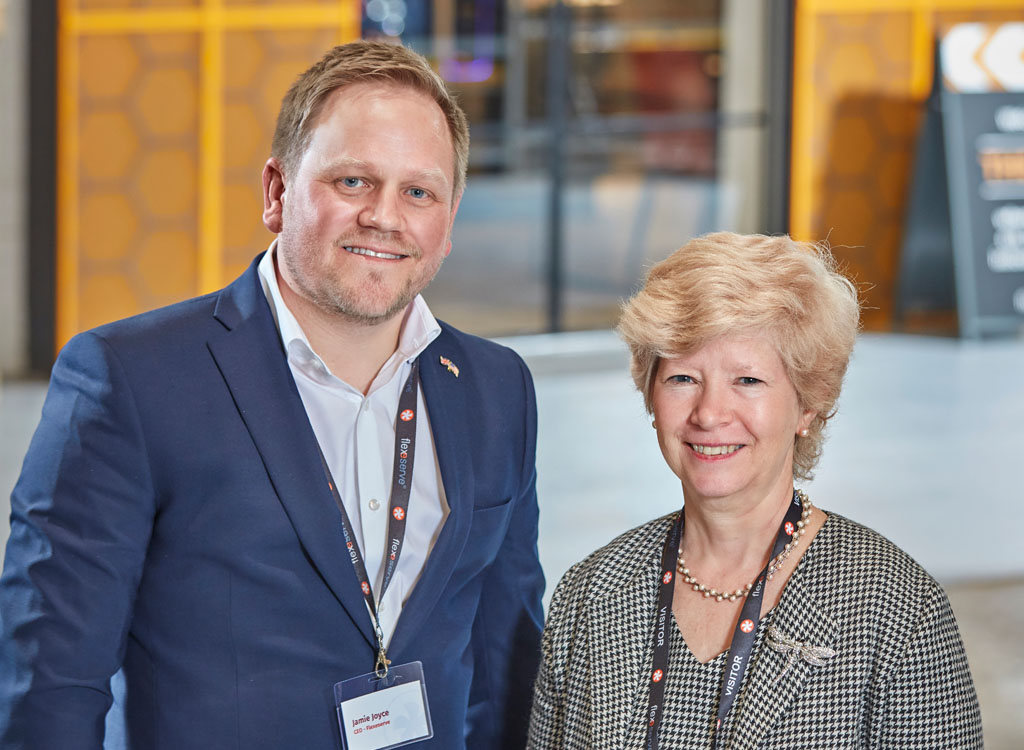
[335,661,433,750]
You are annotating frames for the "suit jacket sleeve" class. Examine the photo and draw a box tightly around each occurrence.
[0,332,156,748]
[464,352,546,750]
[870,581,983,748]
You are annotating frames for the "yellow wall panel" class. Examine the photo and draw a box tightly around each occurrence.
[72,29,201,339]
[224,0,340,5]
[221,26,342,281]
[57,0,360,351]
[791,0,1024,331]
[77,0,200,9]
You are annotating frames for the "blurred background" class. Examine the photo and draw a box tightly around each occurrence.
[0,0,1022,746]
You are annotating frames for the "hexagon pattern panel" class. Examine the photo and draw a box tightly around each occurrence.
[792,1,1024,331]
[59,2,356,347]
[222,27,340,282]
[77,0,199,9]
[76,0,343,7]
[76,32,200,332]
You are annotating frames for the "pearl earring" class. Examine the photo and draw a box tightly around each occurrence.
[798,428,809,438]
[652,420,657,429]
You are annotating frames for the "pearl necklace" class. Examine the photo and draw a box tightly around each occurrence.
[675,490,814,603]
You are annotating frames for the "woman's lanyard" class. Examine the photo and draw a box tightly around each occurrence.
[317,359,420,678]
[645,490,804,750]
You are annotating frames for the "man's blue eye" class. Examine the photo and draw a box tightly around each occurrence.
[341,177,362,187]
[409,188,427,199]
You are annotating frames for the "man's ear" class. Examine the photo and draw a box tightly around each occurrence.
[262,157,286,234]
[444,191,463,258]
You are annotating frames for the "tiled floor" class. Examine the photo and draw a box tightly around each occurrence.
[2,331,1023,747]
[945,578,1024,749]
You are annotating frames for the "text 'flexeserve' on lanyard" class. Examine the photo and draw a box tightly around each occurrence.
[317,359,420,678]
[646,491,804,750]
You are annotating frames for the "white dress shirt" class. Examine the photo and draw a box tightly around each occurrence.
[257,244,449,647]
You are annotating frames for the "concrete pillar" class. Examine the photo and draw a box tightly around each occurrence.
[718,0,767,233]
[0,0,27,377]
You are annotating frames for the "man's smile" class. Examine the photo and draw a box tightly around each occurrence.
[343,245,406,260]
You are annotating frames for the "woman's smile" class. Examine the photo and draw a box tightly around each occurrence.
[688,443,744,458]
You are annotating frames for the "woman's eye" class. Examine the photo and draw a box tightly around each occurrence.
[738,376,762,385]
[668,374,694,384]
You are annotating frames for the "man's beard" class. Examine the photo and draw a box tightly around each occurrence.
[281,233,443,327]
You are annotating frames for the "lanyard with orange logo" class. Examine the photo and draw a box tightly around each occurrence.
[646,491,804,749]
[318,358,420,677]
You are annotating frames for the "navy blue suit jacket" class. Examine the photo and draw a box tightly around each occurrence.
[0,258,545,749]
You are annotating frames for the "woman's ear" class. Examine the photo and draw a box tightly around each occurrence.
[797,410,816,437]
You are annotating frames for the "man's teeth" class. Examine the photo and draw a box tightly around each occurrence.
[690,444,742,456]
[345,246,403,260]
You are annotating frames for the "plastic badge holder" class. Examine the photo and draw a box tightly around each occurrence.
[335,661,433,750]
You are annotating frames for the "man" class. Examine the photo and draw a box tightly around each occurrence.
[0,41,544,749]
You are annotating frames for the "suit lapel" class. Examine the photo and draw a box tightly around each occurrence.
[589,535,665,747]
[207,261,377,650]
[388,334,473,656]
[727,576,837,750]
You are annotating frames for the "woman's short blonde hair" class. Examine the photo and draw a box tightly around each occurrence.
[618,232,860,480]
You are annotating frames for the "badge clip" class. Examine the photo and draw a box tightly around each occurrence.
[375,648,392,679]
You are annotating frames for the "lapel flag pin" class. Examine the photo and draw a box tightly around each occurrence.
[439,356,460,377]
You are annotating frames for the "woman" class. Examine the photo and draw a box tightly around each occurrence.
[528,233,982,749]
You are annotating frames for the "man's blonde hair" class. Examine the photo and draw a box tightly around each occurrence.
[271,40,469,200]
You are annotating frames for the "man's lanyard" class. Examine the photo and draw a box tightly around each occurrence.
[317,359,420,678]
[645,490,804,750]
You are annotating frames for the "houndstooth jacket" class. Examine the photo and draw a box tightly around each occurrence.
[528,511,983,749]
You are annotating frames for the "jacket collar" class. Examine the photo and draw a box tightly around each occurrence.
[207,259,479,656]
[254,243,441,390]
[208,256,380,648]
[588,515,676,747]
[386,330,474,657]
[585,513,838,748]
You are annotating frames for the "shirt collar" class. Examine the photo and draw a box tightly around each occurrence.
[257,241,442,385]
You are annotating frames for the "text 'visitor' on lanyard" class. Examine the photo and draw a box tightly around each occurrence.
[317,358,420,679]
[645,491,805,750]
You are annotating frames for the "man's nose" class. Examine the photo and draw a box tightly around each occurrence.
[359,188,403,233]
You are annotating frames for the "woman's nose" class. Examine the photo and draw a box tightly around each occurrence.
[689,382,730,430]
